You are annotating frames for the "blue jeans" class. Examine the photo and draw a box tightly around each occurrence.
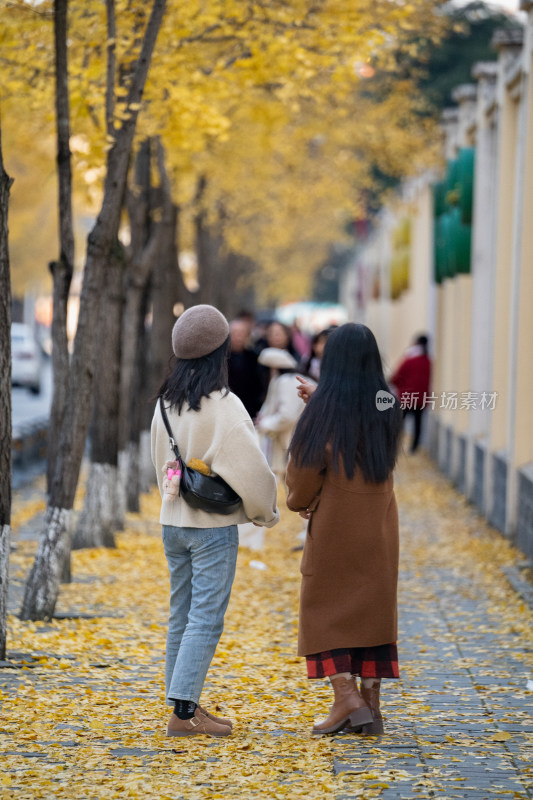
[162,524,239,705]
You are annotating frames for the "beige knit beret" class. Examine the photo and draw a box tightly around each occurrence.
[171,304,229,359]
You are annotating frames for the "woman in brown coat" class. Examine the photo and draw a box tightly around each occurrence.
[286,323,403,736]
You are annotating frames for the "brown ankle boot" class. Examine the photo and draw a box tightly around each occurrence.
[359,679,384,734]
[312,674,373,735]
[166,709,231,737]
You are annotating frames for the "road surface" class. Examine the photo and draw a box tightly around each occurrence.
[12,359,52,434]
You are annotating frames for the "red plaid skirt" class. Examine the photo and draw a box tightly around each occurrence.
[306,644,399,679]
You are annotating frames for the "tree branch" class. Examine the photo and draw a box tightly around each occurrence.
[105,0,116,140]
[4,1,53,18]
[54,0,74,273]
[102,0,167,221]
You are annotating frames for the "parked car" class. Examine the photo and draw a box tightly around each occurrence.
[11,322,42,395]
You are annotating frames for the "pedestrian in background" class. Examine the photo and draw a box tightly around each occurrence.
[234,309,255,341]
[257,320,299,410]
[286,323,403,736]
[255,347,306,484]
[290,318,311,360]
[151,305,279,738]
[389,333,431,453]
[227,318,264,419]
[298,328,330,382]
[266,320,299,360]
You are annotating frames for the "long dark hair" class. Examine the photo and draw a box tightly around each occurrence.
[159,336,230,413]
[290,323,403,483]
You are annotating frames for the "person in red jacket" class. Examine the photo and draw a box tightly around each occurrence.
[389,334,431,453]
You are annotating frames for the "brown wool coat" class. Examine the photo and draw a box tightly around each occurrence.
[286,451,399,657]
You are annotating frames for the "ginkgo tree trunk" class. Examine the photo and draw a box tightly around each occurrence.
[72,241,124,550]
[77,138,188,541]
[47,0,75,502]
[115,138,161,523]
[72,0,122,550]
[20,0,168,621]
[116,137,173,520]
[138,185,194,498]
[0,119,14,660]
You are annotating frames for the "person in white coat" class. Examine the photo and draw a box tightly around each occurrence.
[255,347,307,483]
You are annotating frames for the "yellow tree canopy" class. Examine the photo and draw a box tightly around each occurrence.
[0,0,446,298]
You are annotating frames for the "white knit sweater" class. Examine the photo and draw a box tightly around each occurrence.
[151,390,280,529]
[256,373,307,474]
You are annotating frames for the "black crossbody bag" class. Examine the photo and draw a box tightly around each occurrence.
[159,396,241,515]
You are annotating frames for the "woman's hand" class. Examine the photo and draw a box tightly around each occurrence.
[296,375,316,404]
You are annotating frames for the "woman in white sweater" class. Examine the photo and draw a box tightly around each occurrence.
[151,305,279,738]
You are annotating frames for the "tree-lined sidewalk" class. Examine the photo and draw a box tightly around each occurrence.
[0,453,532,799]
[0,0,448,636]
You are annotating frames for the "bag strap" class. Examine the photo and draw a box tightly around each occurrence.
[159,396,182,462]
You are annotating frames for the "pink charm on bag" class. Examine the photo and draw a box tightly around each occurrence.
[163,461,181,499]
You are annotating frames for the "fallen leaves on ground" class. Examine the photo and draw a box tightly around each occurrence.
[1,451,532,799]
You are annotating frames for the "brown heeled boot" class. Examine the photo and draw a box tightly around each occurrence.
[343,678,384,734]
[312,673,373,735]
[359,679,384,734]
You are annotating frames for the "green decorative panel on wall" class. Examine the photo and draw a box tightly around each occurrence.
[457,148,475,225]
[432,149,474,282]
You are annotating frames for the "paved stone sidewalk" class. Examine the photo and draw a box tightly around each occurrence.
[332,455,533,799]
[1,454,532,799]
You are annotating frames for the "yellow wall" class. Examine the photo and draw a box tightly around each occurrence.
[511,57,533,468]
[455,275,473,435]
[489,94,519,452]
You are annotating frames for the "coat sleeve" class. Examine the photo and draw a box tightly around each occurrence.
[211,420,280,528]
[285,455,326,513]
